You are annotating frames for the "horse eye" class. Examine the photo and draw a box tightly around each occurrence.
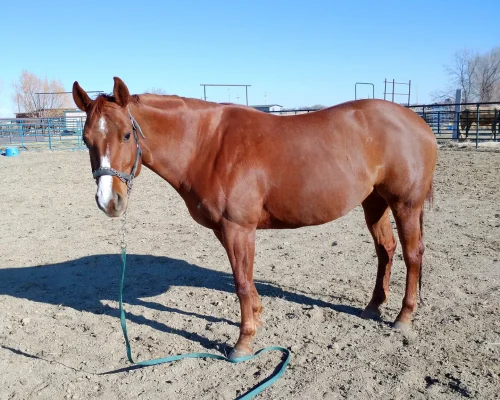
[124,132,131,142]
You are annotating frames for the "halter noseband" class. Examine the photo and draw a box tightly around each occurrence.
[92,108,146,189]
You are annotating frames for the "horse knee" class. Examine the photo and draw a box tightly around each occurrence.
[404,250,422,268]
[235,281,252,297]
[418,240,425,256]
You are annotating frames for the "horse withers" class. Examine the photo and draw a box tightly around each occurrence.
[73,77,437,359]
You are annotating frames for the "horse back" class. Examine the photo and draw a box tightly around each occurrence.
[190,100,437,229]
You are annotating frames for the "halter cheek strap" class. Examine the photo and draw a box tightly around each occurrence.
[129,107,145,139]
[92,108,145,188]
[92,146,142,184]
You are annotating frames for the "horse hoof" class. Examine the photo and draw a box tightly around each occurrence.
[393,320,411,331]
[229,348,253,361]
[361,307,382,320]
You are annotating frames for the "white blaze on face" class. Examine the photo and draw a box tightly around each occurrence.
[98,117,107,136]
[96,145,113,209]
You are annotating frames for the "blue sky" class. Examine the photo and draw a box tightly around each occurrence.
[0,0,498,116]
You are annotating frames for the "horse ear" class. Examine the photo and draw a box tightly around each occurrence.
[113,77,130,107]
[72,81,93,112]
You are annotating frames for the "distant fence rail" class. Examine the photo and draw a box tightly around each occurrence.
[269,103,500,144]
[0,116,86,152]
[268,109,319,116]
[407,101,500,143]
[1,102,499,153]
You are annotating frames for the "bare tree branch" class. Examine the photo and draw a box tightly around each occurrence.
[0,79,3,109]
[437,47,500,104]
[147,87,168,95]
[444,49,478,103]
[430,89,455,104]
[475,47,500,102]
[11,70,71,117]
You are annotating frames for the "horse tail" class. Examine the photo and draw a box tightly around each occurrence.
[419,180,434,305]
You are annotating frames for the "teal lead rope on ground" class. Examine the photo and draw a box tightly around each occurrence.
[119,248,291,399]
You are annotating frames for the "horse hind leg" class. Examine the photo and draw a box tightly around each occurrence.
[390,200,426,330]
[361,190,397,320]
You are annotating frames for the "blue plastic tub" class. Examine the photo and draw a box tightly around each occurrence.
[5,147,19,157]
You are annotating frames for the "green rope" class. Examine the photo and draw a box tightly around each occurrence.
[119,248,290,399]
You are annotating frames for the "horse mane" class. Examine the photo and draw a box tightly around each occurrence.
[88,93,141,119]
[88,92,233,119]
[137,93,226,111]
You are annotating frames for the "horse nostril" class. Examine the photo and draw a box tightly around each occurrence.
[115,193,123,209]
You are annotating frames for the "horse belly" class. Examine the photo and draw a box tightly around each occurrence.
[262,171,373,228]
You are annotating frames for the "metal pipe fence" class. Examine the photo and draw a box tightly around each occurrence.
[408,101,500,144]
[268,109,318,115]
[1,102,498,154]
[0,116,86,152]
[268,103,499,145]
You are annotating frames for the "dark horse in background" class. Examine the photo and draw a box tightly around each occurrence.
[460,106,500,140]
[73,78,437,359]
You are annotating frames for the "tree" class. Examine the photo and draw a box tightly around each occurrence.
[282,104,326,112]
[11,70,71,117]
[448,49,478,103]
[308,104,326,110]
[147,87,168,95]
[433,47,500,104]
[437,49,478,104]
[0,79,3,109]
[475,47,500,102]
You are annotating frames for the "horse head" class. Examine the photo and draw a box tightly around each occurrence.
[72,77,144,217]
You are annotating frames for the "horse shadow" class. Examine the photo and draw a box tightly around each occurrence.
[0,254,363,353]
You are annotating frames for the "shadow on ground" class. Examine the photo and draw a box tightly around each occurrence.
[0,254,364,352]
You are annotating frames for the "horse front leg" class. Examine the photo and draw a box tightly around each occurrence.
[213,229,263,328]
[218,222,259,359]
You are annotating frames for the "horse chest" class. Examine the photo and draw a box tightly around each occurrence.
[184,197,221,229]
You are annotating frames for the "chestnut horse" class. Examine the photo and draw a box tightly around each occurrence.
[73,77,437,359]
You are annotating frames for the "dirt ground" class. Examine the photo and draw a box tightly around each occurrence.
[0,147,499,400]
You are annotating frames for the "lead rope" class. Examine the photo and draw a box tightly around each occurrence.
[117,177,290,399]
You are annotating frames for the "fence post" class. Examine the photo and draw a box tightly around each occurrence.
[495,109,498,142]
[466,111,469,139]
[77,117,83,147]
[48,119,52,150]
[437,111,441,135]
[452,89,461,141]
[475,104,480,149]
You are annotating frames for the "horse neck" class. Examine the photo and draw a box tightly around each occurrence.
[130,96,220,191]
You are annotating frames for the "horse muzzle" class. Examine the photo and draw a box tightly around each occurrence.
[95,179,128,217]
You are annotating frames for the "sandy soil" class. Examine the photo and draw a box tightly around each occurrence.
[0,148,499,399]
